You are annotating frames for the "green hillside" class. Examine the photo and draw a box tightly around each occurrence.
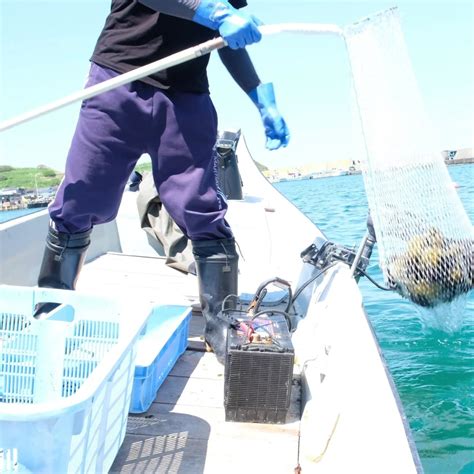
[134,159,268,175]
[254,160,268,172]
[0,165,63,190]
[0,158,268,190]
[135,162,152,175]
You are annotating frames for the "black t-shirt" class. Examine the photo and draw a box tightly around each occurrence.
[91,0,246,93]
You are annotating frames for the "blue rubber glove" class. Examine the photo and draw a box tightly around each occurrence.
[248,83,290,150]
[193,0,262,49]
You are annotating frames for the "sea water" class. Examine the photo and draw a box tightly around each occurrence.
[275,163,473,474]
[0,207,44,224]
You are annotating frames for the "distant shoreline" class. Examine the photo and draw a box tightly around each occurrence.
[445,157,473,165]
[268,160,472,183]
[0,207,44,224]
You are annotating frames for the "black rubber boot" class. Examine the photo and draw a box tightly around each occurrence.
[192,238,239,364]
[34,224,91,319]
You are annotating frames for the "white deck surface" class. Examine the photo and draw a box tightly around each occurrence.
[78,253,302,474]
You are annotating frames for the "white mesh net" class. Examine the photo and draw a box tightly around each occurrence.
[344,8,473,308]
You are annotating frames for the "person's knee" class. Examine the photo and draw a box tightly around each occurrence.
[184,212,233,241]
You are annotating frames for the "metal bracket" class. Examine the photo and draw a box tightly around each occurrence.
[300,240,370,277]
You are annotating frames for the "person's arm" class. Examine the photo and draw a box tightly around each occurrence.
[218,47,259,93]
[218,47,290,150]
[139,0,261,49]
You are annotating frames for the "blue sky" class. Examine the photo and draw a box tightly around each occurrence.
[0,0,472,171]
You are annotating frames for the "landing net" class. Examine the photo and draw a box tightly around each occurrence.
[344,8,473,308]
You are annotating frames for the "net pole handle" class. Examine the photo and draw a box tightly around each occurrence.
[0,37,225,133]
[0,23,342,133]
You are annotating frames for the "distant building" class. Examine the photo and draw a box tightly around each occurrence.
[1,189,23,209]
[442,147,473,161]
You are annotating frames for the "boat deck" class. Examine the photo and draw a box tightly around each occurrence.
[78,252,301,474]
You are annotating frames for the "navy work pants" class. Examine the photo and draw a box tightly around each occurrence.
[49,63,232,241]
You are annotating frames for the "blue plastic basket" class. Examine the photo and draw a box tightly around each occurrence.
[0,285,152,474]
[130,305,191,413]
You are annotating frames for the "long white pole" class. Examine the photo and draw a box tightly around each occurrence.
[0,23,342,133]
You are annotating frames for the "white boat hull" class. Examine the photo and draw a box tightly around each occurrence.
[0,136,421,473]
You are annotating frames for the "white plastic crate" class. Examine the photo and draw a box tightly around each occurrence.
[0,285,152,474]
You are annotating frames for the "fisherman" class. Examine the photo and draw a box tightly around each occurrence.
[35,0,289,363]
